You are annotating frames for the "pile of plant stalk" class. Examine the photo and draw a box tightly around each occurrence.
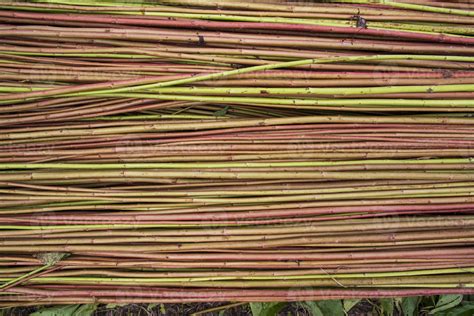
[1,0,474,307]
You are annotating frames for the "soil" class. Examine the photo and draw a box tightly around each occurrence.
[4,300,377,316]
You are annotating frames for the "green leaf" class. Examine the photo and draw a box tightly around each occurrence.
[72,304,97,316]
[214,105,230,117]
[343,299,361,315]
[31,304,97,316]
[147,303,157,311]
[380,298,395,316]
[0,309,12,316]
[434,303,474,316]
[105,304,126,309]
[316,300,345,316]
[302,300,344,316]
[401,297,420,316]
[31,305,81,316]
[159,304,166,314]
[302,301,323,316]
[394,298,403,313]
[250,302,286,316]
[430,295,463,315]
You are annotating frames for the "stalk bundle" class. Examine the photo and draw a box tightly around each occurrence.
[1,0,474,306]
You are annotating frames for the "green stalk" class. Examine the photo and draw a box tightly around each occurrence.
[0,252,68,291]
[0,266,49,290]
[95,94,474,109]
[148,84,474,96]
[4,54,473,104]
[3,115,474,140]
[0,158,472,169]
[69,55,474,96]
[2,274,473,287]
[381,1,474,17]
